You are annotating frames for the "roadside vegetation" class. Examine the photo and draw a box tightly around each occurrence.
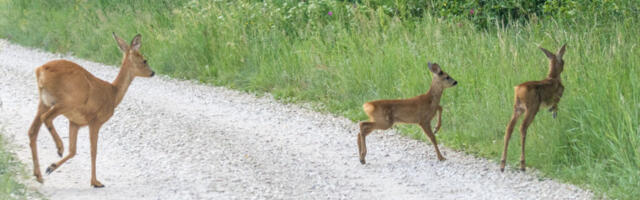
[0,0,638,198]
[0,133,29,200]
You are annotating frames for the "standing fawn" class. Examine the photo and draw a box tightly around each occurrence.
[357,62,457,164]
[27,33,154,187]
[500,44,566,172]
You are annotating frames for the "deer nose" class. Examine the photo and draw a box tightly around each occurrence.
[453,81,458,86]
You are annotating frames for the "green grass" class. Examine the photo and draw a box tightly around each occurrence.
[0,0,638,199]
[0,133,29,200]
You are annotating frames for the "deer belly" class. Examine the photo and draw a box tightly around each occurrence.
[64,111,90,125]
[393,114,421,124]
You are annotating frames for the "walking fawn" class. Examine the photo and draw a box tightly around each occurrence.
[27,33,154,187]
[357,62,457,164]
[500,44,566,172]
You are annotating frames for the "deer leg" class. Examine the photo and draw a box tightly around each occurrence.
[419,123,445,161]
[519,106,539,171]
[358,122,375,164]
[46,122,79,175]
[433,106,443,134]
[501,106,523,172]
[28,102,48,183]
[548,104,559,119]
[358,120,392,164]
[89,123,104,188]
[40,104,69,157]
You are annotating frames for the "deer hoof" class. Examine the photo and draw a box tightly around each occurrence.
[360,159,366,165]
[57,149,63,157]
[552,111,557,119]
[520,167,526,172]
[437,156,446,161]
[92,181,105,188]
[45,163,57,175]
[34,175,44,183]
[500,167,505,172]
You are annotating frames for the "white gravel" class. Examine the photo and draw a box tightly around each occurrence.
[0,39,592,200]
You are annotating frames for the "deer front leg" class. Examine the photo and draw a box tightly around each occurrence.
[549,87,563,119]
[419,123,445,161]
[89,123,104,188]
[433,106,443,134]
[548,104,558,119]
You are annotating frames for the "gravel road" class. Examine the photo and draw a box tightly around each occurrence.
[0,40,592,199]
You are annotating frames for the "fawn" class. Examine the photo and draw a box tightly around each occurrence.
[27,33,154,187]
[500,44,566,172]
[357,62,457,164]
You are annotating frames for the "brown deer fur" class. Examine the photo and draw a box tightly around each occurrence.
[357,62,457,164]
[27,33,154,187]
[500,44,566,172]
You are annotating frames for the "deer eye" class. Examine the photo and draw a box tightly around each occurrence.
[446,76,451,80]
[143,60,147,64]
[438,71,443,75]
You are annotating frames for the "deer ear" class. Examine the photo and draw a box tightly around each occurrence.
[130,34,142,51]
[557,44,566,59]
[428,62,441,74]
[112,32,129,52]
[539,47,555,59]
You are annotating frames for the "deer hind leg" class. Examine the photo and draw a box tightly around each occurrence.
[40,104,69,157]
[46,122,79,175]
[28,102,48,183]
[501,102,524,172]
[89,123,105,188]
[419,123,445,161]
[519,104,539,171]
[358,120,392,164]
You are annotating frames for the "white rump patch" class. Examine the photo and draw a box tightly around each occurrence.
[40,90,56,107]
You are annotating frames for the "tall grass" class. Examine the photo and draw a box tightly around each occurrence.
[0,0,638,198]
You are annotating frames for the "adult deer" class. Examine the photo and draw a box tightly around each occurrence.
[27,33,154,187]
[500,44,566,172]
[357,62,457,164]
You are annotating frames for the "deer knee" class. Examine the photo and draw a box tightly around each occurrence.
[28,128,39,139]
[67,149,77,158]
[29,136,38,144]
[519,125,529,134]
[379,123,392,130]
[359,122,372,134]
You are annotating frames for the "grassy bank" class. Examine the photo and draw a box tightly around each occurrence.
[0,0,638,198]
[0,134,29,200]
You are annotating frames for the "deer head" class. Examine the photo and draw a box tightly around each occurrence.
[112,32,155,77]
[540,44,566,79]
[428,62,458,88]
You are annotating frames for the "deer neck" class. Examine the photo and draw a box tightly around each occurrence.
[425,81,444,106]
[112,56,135,106]
[546,70,562,83]
[546,62,563,80]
